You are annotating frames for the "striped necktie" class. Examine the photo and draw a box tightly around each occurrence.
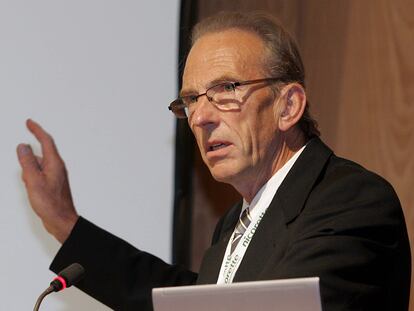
[230,207,252,254]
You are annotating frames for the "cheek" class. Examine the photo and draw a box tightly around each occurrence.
[221,116,251,154]
[240,102,278,158]
[240,98,277,149]
[239,122,255,154]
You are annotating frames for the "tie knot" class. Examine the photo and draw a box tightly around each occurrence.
[239,207,251,228]
[230,207,252,254]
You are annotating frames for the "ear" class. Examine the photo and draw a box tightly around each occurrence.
[276,83,307,132]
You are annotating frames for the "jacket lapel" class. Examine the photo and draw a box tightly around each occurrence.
[196,203,241,284]
[234,138,333,281]
[197,138,333,283]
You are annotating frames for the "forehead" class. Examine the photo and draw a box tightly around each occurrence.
[182,29,267,93]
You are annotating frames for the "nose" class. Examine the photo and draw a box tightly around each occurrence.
[189,96,220,130]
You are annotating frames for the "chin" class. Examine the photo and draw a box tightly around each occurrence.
[208,162,242,184]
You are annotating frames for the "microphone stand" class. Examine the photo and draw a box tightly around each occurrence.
[33,286,54,311]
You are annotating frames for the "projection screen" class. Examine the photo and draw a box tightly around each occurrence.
[0,1,179,309]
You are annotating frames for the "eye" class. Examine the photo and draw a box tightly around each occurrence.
[223,83,236,92]
[183,95,198,105]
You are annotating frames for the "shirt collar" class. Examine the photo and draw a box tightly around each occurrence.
[241,144,307,214]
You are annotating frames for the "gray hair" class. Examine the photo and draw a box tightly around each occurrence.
[191,11,320,138]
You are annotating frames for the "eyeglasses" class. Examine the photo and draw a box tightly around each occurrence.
[168,77,281,118]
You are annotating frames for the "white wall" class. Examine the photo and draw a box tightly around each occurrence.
[0,1,179,309]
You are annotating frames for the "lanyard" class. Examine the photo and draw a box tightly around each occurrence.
[216,144,307,284]
[217,205,268,284]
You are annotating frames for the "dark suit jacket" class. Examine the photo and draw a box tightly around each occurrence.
[50,138,411,310]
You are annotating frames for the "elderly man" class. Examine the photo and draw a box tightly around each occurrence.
[17,12,410,311]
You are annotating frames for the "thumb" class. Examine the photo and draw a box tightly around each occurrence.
[17,144,42,181]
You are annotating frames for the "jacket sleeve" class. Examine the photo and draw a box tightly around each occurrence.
[50,217,198,310]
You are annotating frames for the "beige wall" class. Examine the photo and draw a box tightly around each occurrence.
[190,0,414,308]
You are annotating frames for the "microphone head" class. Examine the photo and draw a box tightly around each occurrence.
[51,263,85,291]
[37,263,85,309]
[58,263,85,287]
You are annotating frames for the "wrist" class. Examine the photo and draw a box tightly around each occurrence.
[45,214,79,244]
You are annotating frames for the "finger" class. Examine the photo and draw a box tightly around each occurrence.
[35,155,44,167]
[16,144,42,181]
[26,119,62,165]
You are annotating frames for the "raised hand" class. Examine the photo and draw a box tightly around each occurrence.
[17,119,79,243]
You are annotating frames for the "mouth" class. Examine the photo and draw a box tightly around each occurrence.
[205,141,232,158]
[208,142,229,152]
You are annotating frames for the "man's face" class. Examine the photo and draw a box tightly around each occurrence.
[182,29,282,188]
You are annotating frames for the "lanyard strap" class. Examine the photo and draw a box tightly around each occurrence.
[217,207,267,284]
[216,145,306,284]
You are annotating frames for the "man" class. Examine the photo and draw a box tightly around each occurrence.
[17,12,410,311]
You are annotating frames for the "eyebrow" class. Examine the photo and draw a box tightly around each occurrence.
[179,74,242,97]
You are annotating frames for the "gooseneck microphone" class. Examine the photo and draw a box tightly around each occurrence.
[33,263,85,311]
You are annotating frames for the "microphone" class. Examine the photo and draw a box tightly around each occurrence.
[33,263,85,311]
[50,262,85,291]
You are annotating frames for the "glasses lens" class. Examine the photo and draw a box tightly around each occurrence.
[207,82,241,110]
[208,82,236,100]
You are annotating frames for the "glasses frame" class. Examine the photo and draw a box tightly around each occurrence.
[168,77,282,119]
